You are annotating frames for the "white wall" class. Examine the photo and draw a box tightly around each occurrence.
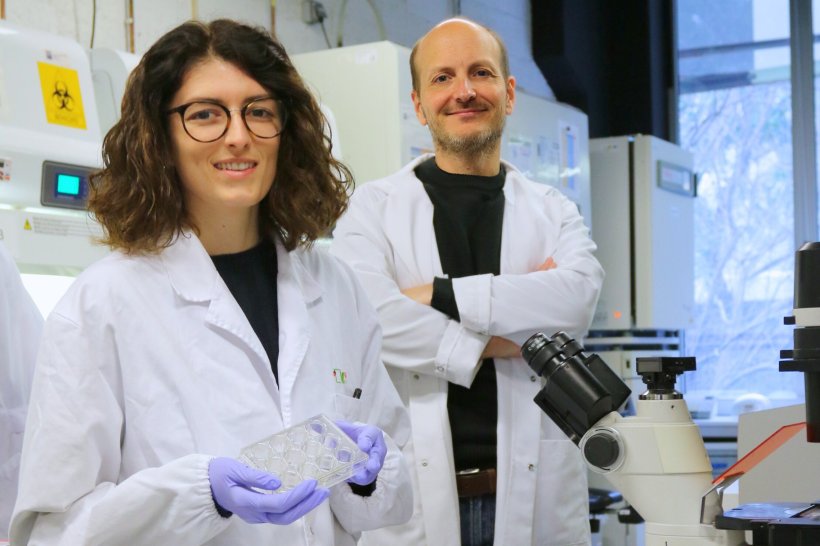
[5,0,127,50]
[277,0,552,97]
[4,0,270,52]
[2,0,552,97]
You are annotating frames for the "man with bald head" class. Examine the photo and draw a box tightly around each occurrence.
[332,18,602,546]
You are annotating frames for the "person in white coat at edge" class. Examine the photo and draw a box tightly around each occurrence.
[332,17,604,546]
[11,19,412,546]
[0,242,43,540]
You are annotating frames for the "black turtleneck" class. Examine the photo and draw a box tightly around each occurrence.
[211,240,279,381]
[415,157,505,472]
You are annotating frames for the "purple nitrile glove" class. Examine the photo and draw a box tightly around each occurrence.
[208,457,329,525]
[335,421,388,486]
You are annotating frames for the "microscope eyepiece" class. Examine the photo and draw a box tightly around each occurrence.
[522,332,564,377]
[521,332,631,443]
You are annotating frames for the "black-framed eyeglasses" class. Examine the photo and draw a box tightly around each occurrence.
[166,97,286,143]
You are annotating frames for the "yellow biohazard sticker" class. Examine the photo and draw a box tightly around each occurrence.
[38,62,87,130]
[24,219,32,231]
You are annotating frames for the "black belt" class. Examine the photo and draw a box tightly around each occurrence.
[456,468,497,498]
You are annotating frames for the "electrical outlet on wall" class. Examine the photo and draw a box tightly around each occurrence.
[301,0,323,25]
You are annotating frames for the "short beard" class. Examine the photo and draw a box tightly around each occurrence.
[432,124,504,159]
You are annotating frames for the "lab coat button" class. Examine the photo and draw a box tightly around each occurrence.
[435,366,444,373]
[528,464,535,471]
[530,375,537,382]
[413,373,420,380]
[421,459,429,467]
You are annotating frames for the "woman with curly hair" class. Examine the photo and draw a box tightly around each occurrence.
[11,19,411,545]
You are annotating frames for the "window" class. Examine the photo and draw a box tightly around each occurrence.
[676,0,809,410]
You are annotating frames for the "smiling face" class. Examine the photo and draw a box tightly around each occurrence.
[168,57,281,232]
[411,20,515,162]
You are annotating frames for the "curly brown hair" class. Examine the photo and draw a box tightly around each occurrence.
[89,19,352,253]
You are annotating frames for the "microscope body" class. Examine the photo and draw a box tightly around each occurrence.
[522,333,744,546]
[582,400,743,545]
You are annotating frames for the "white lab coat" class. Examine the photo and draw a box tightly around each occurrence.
[10,232,412,546]
[0,242,43,539]
[331,155,604,546]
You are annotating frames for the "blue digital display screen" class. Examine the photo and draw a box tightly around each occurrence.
[56,173,82,196]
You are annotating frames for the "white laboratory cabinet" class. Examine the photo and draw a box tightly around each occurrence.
[590,134,695,332]
[89,48,141,136]
[292,41,431,187]
[0,21,106,275]
[0,22,136,315]
[503,92,591,223]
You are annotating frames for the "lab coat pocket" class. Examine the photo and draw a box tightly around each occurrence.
[532,439,590,546]
[333,392,363,423]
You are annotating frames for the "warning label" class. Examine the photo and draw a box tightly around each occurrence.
[27,215,97,238]
[37,62,87,130]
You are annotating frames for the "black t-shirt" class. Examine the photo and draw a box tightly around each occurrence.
[211,240,279,381]
[415,157,505,472]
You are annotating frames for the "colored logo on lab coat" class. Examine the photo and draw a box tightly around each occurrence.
[332,368,347,384]
[37,62,87,130]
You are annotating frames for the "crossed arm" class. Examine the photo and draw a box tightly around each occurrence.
[401,257,557,359]
[330,184,603,387]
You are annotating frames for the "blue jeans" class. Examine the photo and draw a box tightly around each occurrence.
[459,494,496,546]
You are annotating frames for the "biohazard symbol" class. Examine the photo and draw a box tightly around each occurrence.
[52,81,75,112]
[38,62,87,129]
[24,219,32,231]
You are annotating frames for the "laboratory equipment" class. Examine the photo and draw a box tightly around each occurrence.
[780,241,820,443]
[0,21,108,314]
[587,135,695,414]
[522,331,744,545]
[238,414,368,492]
[713,242,820,545]
[292,42,431,186]
[735,405,818,502]
[502,92,591,218]
[590,134,695,332]
[89,48,140,135]
[521,241,820,545]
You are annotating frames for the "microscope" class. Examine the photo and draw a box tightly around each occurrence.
[521,242,820,546]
